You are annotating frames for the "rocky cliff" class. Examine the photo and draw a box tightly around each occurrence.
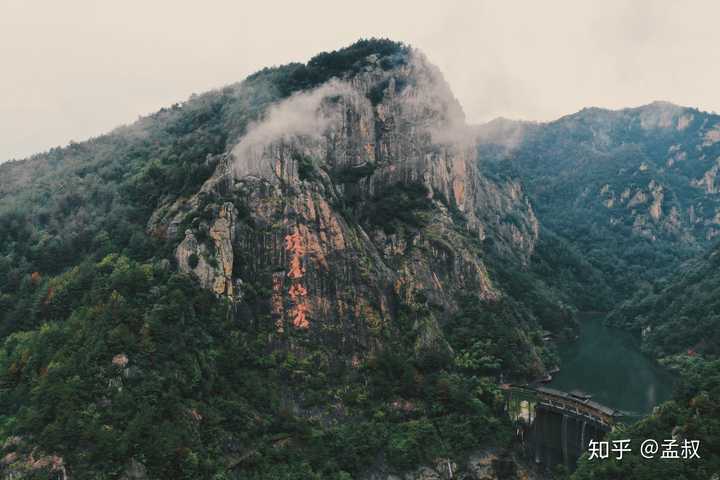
[149,48,541,364]
[0,39,575,479]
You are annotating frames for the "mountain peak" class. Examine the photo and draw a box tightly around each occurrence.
[245,38,411,97]
[632,100,687,114]
[644,99,681,108]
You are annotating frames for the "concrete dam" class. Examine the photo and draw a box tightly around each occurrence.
[503,385,620,469]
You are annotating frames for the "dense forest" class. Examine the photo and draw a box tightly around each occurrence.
[479,103,720,307]
[0,254,516,478]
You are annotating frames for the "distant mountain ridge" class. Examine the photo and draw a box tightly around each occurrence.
[477,100,720,304]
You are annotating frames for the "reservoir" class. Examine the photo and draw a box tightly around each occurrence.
[550,314,675,418]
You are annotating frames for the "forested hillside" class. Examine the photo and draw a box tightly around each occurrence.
[476,102,720,480]
[608,241,720,358]
[1,37,719,479]
[479,103,720,307]
[0,39,595,479]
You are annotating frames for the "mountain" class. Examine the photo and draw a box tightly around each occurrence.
[478,102,720,305]
[2,38,718,479]
[476,101,720,480]
[0,39,584,479]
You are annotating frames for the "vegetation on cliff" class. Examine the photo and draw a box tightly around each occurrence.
[0,255,523,478]
[0,39,569,478]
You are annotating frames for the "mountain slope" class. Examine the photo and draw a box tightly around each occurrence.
[475,102,720,480]
[610,240,720,358]
[149,41,558,369]
[0,39,572,479]
[478,102,720,305]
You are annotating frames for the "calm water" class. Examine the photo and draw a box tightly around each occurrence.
[550,314,675,417]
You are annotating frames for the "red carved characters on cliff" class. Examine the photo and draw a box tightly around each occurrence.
[284,227,310,330]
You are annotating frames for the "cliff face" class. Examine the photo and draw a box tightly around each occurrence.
[175,201,236,297]
[0,40,604,479]
[149,50,539,360]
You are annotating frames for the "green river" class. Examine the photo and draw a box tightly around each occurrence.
[550,314,675,418]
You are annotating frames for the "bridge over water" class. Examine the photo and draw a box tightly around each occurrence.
[502,384,621,469]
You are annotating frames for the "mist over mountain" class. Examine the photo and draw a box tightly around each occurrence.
[0,39,718,479]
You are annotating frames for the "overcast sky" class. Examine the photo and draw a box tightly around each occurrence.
[2,0,719,162]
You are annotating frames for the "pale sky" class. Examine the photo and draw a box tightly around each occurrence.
[2,0,719,162]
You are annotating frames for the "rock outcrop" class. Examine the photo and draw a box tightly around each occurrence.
[175,201,237,298]
[148,48,540,360]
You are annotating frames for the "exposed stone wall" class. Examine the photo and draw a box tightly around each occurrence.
[149,50,540,357]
